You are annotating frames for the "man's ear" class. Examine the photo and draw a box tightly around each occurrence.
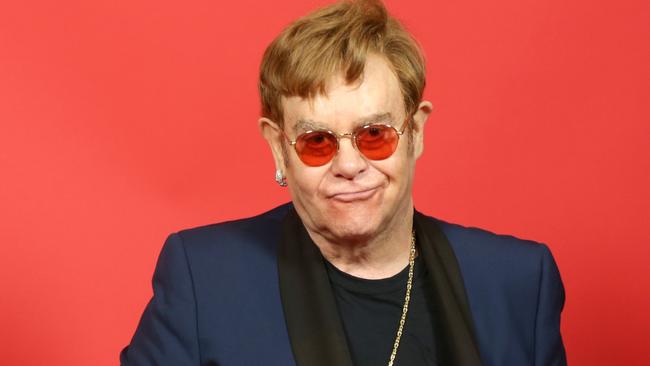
[258,117,287,173]
[412,101,433,159]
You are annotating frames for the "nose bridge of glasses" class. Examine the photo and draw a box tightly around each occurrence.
[335,131,357,150]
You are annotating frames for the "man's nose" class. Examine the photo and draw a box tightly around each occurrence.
[330,136,368,179]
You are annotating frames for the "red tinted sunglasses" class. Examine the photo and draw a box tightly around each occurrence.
[283,117,411,167]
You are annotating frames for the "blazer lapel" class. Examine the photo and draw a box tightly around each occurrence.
[277,208,355,366]
[414,210,483,366]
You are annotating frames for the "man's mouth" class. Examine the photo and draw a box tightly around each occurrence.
[329,187,379,202]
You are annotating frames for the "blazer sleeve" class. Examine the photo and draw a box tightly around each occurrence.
[534,244,568,366]
[120,233,201,365]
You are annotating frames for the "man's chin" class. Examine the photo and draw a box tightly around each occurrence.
[320,214,382,242]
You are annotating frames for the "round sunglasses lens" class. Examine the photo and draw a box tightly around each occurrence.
[295,131,338,166]
[356,125,399,160]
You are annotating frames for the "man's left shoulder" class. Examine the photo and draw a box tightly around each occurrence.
[418,212,560,287]
[426,213,553,263]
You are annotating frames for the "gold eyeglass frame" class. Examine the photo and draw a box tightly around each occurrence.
[281,116,412,163]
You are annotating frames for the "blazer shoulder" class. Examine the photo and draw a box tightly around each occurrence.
[416,212,558,289]
[430,215,550,259]
[172,202,293,258]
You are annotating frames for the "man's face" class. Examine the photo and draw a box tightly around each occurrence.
[272,55,428,243]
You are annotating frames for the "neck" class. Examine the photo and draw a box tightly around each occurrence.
[306,209,414,280]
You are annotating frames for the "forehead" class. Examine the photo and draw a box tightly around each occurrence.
[281,55,404,132]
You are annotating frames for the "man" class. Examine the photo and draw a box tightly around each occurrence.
[120,1,566,365]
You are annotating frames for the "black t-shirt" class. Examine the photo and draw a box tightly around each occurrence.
[325,255,439,366]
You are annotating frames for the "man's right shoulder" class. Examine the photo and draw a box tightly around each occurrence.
[169,202,293,258]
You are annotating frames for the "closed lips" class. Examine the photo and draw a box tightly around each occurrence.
[329,187,378,202]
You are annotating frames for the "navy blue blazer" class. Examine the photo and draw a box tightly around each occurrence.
[120,203,566,365]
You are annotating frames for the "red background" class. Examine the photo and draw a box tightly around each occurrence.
[1,0,648,364]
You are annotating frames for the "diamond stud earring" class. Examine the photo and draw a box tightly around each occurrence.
[275,169,288,187]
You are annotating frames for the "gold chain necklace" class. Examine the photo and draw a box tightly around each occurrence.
[387,230,416,366]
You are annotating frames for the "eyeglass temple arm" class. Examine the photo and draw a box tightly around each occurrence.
[396,115,412,135]
[280,129,298,146]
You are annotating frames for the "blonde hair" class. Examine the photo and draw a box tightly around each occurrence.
[259,0,426,127]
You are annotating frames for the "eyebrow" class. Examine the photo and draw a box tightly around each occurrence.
[293,112,394,134]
